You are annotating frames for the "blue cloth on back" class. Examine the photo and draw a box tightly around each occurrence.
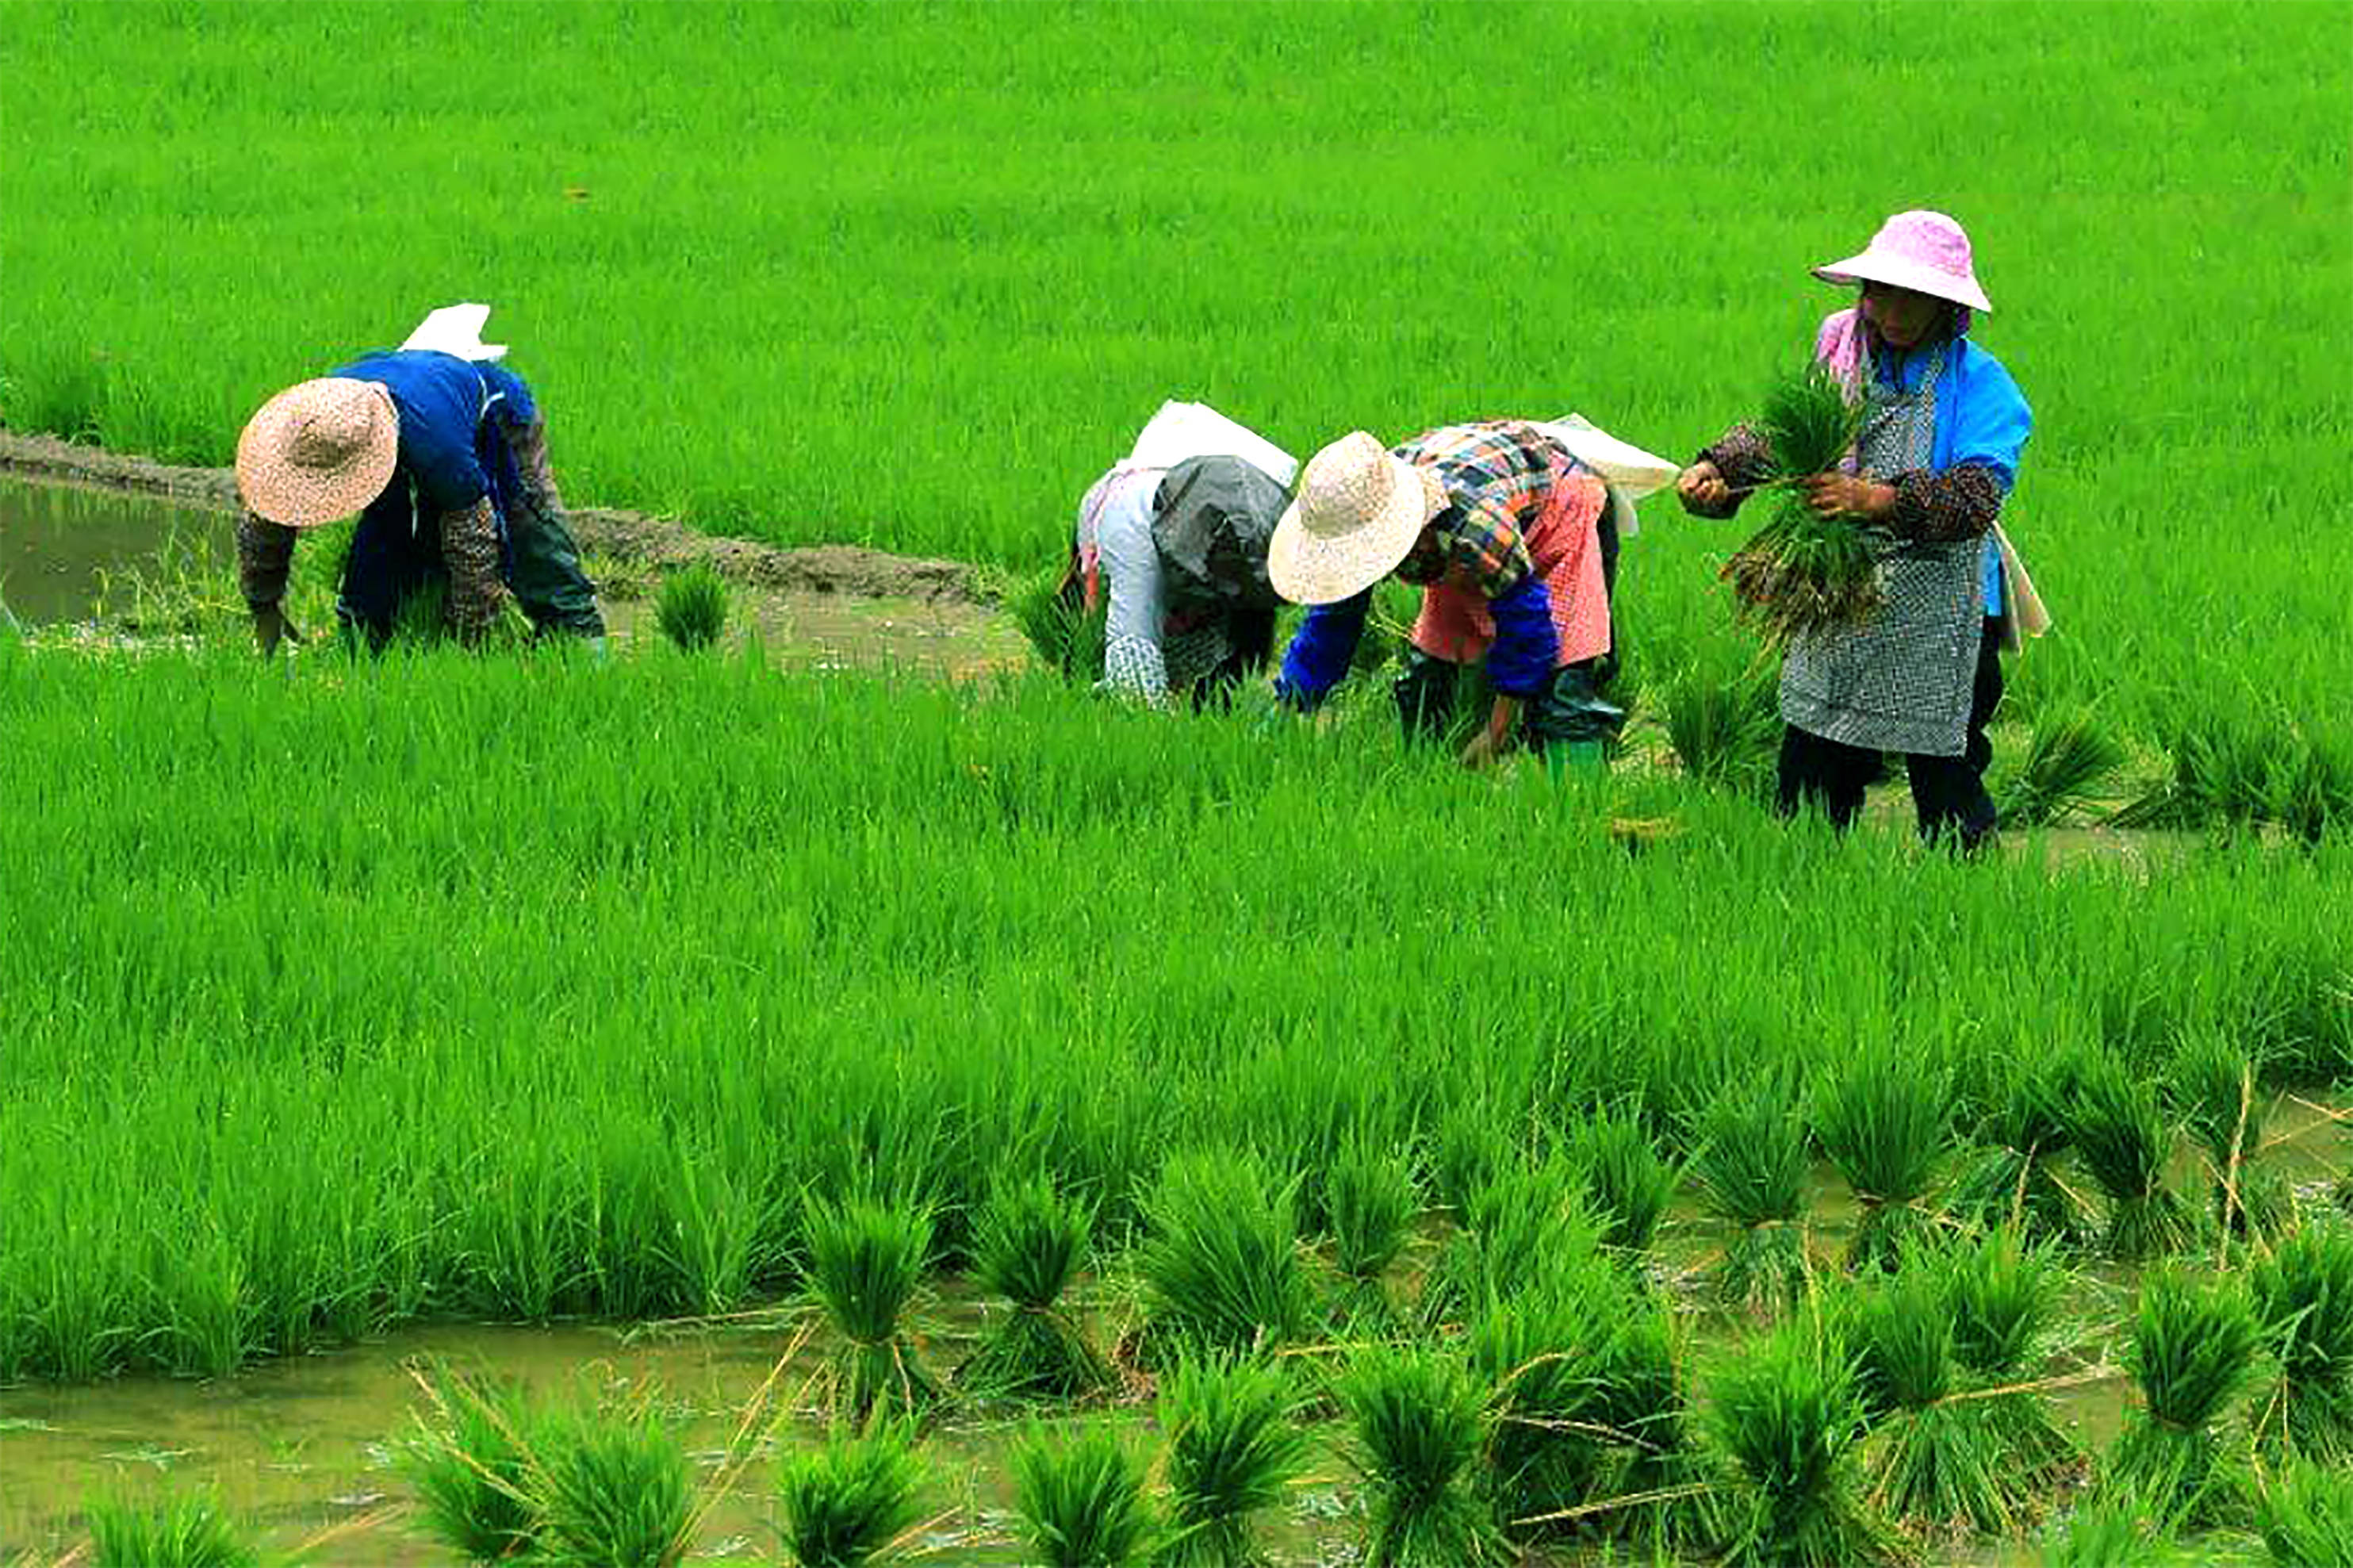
[332,349,538,522]
[1871,335,2030,615]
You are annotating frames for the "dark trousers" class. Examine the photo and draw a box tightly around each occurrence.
[1776,616,2005,848]
[1394,649,1624,752]
[1190,606,1278,712]
[337,489,605,645]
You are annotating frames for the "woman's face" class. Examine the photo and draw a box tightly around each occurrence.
[1861,281,1946,350]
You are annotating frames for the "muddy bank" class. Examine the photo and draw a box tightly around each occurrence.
[0,427,996,607]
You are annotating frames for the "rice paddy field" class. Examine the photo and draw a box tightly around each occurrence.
[4,2,2353,1565]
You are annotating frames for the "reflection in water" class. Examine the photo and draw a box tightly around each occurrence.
[0,477,229,626]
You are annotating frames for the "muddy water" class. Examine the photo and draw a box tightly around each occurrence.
[0,476,228,626]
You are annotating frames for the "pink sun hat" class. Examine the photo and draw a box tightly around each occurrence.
[1812,209,1992,314]
[236,378,399,527]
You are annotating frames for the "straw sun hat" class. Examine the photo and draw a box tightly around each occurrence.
[1267,431,1443,607]
[234,378,399,527]
[1812,209,1993,313]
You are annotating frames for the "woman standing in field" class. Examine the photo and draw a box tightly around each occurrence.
[1267,421,1622,772]
[1067,408,1293,708]
[1678,211,2038,848]
[234,308,605,653]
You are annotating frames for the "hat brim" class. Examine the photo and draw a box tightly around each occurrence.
[1266,452,1435,607]
[1813,253,1992,313]
[235,379,400,528]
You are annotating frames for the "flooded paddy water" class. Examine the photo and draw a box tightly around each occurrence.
[0,476,230,629]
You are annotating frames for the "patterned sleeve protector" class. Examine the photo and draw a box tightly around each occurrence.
[1887,462,2005,543]
[438,497,510,638]
[507,416,565,511]
[236,512,298,609]
[1690,422,1776,516]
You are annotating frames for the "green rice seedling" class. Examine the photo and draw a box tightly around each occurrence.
[1995,704,2126,827]
[2064,1049,2196,1262]
[1010,1423,1158,1568]
[1692,1074,1813,1317]
[1155,1352,1309,1568]
[531,1395,696,1568]
[803,1194,938,1421]
[774,1420,927,1568]
[1322,1133,1418,1325]
[2167,1025,2290,1246]
[1338,1344,1507,1568]
[653,562,729,652]
[1662,656,1780,798]
[399,1366,542,1562]
[957,1173,1106,1401]
[1849,1262,2012,1534]
[1951,1045,2094,1247]
[1135,1148,1312,1360]
[1467,1256,1645,1543]
[2258,1459,2353,1567]
[83,1488,258,1568]
[2248,1221,2353,1462]
[1811,1042,1949,1271]
[1417,1154,1604,1329]
[1008,561,1107,684]
[1934,1229,2078,1483]
[1707,1314,1904,1567]
[1600,1305,1723,1551]
[1565,1103,1677,1257]
[1720,364,1878,648]
[2039,1497,2171,1566]
[2106,1269,2259,1527]
[1426,1104,1511,1217]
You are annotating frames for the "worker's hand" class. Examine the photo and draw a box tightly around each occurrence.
[1800,472,1895,522]
[251,603,301,656]
[1676,462,1730,515]
[1458,726,1512,772]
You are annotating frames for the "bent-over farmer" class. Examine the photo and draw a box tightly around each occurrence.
[234,328,605,652]
[1677,210,2041,849]
[1269,422,1622,772]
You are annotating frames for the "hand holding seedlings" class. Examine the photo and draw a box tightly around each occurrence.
[1799,471,1895,522]
[251,602,302,656]
[1675,460,1730,513]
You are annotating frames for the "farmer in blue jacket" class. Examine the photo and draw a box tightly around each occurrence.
[233,309,604,652]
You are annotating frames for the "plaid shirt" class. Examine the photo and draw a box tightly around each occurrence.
[1392,422,1566,600]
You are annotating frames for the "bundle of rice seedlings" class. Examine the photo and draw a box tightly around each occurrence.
[2039,1497,2172,1566]
[803,1194,938,1421]
[2248,1222,2353,1462]
[1692,1074,1813,1316]
[400,1366,542,1562]
[531,1397,695,1568]
[83,1488,258,1568]
[1322,1133,1419,1325]
[2257,1459,2353,1566]
[1427,1104,1510,1217]
[654,562,729,652]
[2064,1049,2196,1262]
[1565,1104,1678,1257]
[1811,1043,1950,1271]
[1417,1154,1605,1330]
[1950,1046,2093,1246]
[1849,1263,2011,1534]
[2167,1026,2291,1246]
[2106,1268,2259,1526]
[956,1174,1106,1401]
[1662,657,1780,798]
[1599,1306,1723,1551]
[1009,561,1107,684]
[1467,1258,1641,1541]
[1707,1315,1904,1567]
[1995,704,2127,827]
[1135,1148,1312,1360]
[774,1420,927,1568]
[1935,1229,2078,1483]
[1338,1344,1507,1567]
[1010,1423,1157,1568]
[1155,1352,1310,1568]
[1719,363,1878,647]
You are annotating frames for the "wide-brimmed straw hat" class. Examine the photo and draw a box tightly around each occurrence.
[1267,431,1442,606]
[1813,209,1992,313]
[235,378,399,527]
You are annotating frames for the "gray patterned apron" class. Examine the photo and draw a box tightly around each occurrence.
[1779,346,1984,757]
